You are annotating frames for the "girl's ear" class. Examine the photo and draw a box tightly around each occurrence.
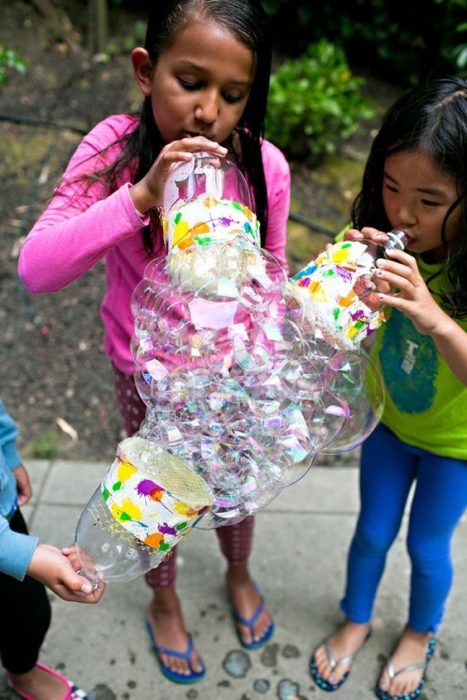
[131,48,153,97]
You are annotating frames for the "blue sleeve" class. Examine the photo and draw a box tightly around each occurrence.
[0,513,38,580]
[0,400,22,470]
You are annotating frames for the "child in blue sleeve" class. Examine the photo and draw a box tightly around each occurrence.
[0,399,104,700]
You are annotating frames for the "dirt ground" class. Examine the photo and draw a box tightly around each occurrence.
[0,1,400,462]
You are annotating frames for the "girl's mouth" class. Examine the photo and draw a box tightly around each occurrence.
[182,131,213,140]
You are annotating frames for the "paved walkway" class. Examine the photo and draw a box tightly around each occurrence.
[1,458,466,700]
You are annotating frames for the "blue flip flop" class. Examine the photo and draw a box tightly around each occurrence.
[231,584,275,650]
[145,619,206,684]
[375,635,437,700]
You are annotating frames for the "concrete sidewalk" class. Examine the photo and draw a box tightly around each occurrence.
[1,458,466,700]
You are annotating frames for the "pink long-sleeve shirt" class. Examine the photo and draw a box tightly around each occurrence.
[19,114,291,375]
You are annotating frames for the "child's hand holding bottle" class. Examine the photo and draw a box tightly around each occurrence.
[129,136,228,215]
[343,227,407,310]
[28,543,106,603]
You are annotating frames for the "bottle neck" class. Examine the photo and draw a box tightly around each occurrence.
[385,229,408,252]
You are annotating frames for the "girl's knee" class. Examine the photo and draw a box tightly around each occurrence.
[406,539,451,573]
[354,526,397,555]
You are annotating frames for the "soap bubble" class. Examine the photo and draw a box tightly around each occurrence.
[129,154,384,526]
[76,154,387,586]
[318,349,385,454]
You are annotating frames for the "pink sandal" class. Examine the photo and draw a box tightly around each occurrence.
[7,661,88,700]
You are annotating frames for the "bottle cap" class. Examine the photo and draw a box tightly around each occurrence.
[386,229,408,251]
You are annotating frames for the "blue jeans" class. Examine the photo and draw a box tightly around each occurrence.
[341,424,467,632]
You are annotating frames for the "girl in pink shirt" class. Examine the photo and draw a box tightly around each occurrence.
[19,0,290,685]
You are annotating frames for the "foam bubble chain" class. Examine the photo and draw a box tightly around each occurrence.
[130,191,329,523]
[292,240,385,349]
[135,158,385,518]
[76,156,385,582]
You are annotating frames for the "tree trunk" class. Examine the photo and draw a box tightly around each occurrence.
[88,0,109,55]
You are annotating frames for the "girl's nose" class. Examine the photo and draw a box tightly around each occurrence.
[195,92,219,124]
[396,204,417,228]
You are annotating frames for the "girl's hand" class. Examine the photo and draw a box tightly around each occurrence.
[13,464,32,506]
[375,249,447,335]
[344,227,391,299]
[130,136,228,215]
[343,226,389,244]
[28,544,106,603]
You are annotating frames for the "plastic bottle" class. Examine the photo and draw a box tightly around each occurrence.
[75,436,214,586]
[161,152,265,297]
[353,229,408,309]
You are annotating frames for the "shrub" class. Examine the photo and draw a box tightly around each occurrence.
[263,0,466,84]
[0,46,27,88]
[265,40,373,162]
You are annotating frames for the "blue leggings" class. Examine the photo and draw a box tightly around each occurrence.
[341,424,467,632]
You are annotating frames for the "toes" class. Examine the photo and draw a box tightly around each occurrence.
[314,647,331,678]
[382,671,423,698]
[238,608,271,645]
[160,651,202,677]
[378,669,390,692]
[237,622,253,646]
[312,646,339,683]
[253,612,271,643]
[191,653,204,674]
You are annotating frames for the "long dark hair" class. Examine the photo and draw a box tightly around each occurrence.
[97,0,272,253]
[352,75,467,316]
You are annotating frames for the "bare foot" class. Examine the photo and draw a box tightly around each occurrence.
[146,587,204,678]
[312,619,371,686]
[226,564,273,647]
[6,665,69,700]
[378,627,433,697]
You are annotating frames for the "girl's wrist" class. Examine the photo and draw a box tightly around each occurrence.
[129,181,160,215]
[430,312,459,341]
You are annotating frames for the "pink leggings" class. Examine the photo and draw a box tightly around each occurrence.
[112,364,254,590]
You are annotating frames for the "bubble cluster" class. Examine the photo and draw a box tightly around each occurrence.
[130,153,384,527]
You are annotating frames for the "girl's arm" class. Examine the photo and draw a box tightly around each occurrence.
[0,401,21,469]
[376,249,467,385]
[19,182,148,294]
[0,513,38,580]
[18,116,149,294]
[0,518,104,602]
[261,140,291,269]
[19,122,231,294]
